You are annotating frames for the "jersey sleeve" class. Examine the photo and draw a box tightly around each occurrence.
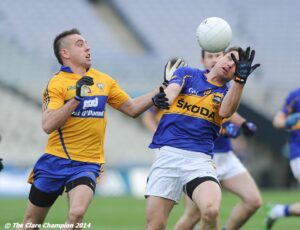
[42,78,65,111]
[107,80,130,109]
[169,66,192,88]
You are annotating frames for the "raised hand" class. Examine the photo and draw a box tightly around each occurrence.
[163,58,187,86]
[231,47,260,84]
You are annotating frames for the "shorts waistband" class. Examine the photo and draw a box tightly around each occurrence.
[159,146,213,159]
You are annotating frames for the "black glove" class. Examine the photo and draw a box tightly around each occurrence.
[163,58,187,86]
[231,47,260,84]
[75,76,94,101]
[241,121,257,137]
[152,87,169,109]
[0,158,3,172]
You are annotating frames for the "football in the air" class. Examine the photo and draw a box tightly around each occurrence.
[196,17,232,52]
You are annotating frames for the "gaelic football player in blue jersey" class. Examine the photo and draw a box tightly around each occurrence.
[21,28,168,229]
[265,88,300,229]
[174,51,262,230]
[143,51,262,230]
[145,47,260,230]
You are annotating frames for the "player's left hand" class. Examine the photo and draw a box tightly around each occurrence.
[152,87,169,109]
[241,121,257,137]
[163,58,186,86]
[231,47,260,84]
[0,158,3,172]
[220,122,240,138]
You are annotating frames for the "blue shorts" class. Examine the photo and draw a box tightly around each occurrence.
[28,153,102,194]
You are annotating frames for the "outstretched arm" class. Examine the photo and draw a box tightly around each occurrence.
[219,82,244,118]
[117,86,164,118]
[219,47,260,118]
[118,58,186,118]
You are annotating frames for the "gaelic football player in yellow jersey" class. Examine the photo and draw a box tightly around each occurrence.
[21,28,168,229]
[146,47,260,230]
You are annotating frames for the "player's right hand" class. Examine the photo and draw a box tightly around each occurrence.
[241,121,257,137]
[285,113,300,128]
[152,87,169,109]
[75,76,94,101]
[220,122,240,138]
[0,158,3,172]
[163,58,186,86]
[231,47,260,84]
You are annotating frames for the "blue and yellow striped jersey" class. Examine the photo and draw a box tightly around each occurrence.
[43,66,130,164]
[281,88,300,159]
[149,66,228,156]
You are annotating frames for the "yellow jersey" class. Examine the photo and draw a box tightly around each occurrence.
[43,66,130,164]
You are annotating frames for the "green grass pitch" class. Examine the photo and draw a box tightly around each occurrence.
[0,190,299,229]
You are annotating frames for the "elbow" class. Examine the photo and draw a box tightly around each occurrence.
[130,111,140,119]
[42,123,54,134]
[125,107,141,118]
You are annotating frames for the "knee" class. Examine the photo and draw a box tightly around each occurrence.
[68,206,86,223]
[145,219,167,230]
[201,204,219,224]
[146,213,168,230]
[244,194,263,212]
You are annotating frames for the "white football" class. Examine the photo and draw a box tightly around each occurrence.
[196,17,232,53]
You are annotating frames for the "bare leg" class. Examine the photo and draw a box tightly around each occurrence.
[22,200,50,230]
[192,181,221,230]
[65,185,94,230]
[288,202,300,216]
[174,195,201,230]
[221,172,262,230]
[145,196,175,230]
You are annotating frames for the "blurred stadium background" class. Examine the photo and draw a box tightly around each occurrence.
[0,0,300,228]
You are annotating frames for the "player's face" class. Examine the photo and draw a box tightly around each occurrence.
[213,50,238,81]
[63,34,91,69]
[202,51,224,70]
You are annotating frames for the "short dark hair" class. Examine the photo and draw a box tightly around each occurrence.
[201,49,225,59]
[53,28,81,65]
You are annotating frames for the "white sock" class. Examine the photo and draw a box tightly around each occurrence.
[269,204,287,219]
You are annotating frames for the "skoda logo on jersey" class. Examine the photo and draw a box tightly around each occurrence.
[83,97,99,109]
[188,88,199,95]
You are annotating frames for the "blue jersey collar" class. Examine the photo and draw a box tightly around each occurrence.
[60,65,73,73]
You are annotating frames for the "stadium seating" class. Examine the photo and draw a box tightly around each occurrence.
[0,0,298,181]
